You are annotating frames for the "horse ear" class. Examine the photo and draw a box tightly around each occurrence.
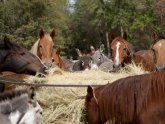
[39,29,45,39]
[151,31,157,44]
[123,32,127,40]
[28,87,36,100]
[86,86,94,102]
[99,44,105,53]
[56,48,61,54]
[76,48,82,57]
[50,29,55,38]
[4,36,12,49]
[110,33,115,41]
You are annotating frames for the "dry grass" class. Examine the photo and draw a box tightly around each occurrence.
[22,63,147,124]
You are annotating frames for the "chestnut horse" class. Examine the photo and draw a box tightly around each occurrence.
[133,50,156,72]
[111,33,157,72]
[85,71,165,124]
[152,39,165,71]
[111,32,134,68]
[52,49,65,70]
[30,29,55,68]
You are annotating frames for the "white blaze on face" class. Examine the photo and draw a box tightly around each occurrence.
[159,42,162,47]
[114,42,121,66]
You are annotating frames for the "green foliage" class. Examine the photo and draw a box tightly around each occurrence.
[0,0,70,51]
[0,0,164,57]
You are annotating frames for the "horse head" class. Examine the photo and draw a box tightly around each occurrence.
[111,32,134,69]
[0,36,47,75]
[33,29,55,68]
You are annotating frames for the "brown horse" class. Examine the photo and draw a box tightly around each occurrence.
[30,29,55,68]
[0,36,47,75]
[111,32,134,68]
[52,49,65,70]
[111,33,157,72]
[152,39,165,71]
[85,71,165,124]
[0,71,29,93]
[133,50,156,72]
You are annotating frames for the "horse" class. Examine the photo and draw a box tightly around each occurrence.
[133,50,156,72]
[111,32,134,68]
[90,45,113,72]
[52,49,65,70]
[0,71,29,93]
[111,32,157,72]
[85,71,165,124]
[0,87,43,124]
[30,29,55,68]
[0,36,47,75]
[152,39,165,71]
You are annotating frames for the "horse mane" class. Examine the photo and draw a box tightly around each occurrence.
[30,39,39,56]
[0,89,28,102]
[0,39,23,51]
[95,72,165,123]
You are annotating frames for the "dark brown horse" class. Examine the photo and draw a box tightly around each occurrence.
[30,29,55,68]
[85,71,165,124]
[0,36,47,75]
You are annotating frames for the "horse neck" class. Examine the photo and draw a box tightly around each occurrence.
[30,39,39,56]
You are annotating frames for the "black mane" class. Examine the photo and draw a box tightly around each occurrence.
[0,89,28,102]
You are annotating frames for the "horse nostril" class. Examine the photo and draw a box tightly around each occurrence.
[40,111,43,115]
[113,64,119,68]
[52,58,55,62]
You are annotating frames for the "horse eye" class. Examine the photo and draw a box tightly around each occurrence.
[82,61,84,65]
[123,48,127,51]
[39,45,42,48]
[20,52,25,55]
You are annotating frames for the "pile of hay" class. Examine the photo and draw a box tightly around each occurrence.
[24,63,147,124]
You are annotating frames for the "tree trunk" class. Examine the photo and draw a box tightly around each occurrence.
[105,31,111,58]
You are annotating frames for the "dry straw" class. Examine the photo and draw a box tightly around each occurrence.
[23,63,147,124]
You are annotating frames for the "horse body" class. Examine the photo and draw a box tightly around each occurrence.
[0,36,47,75]
[52,49,65,70]
[0,88,42,124]
[30,29,55,68]
[133,50,156,72]
[85,72,165,124]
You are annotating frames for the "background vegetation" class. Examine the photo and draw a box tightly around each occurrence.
[0,0,165,58]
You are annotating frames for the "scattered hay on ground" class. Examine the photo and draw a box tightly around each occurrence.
[23,64,147,124]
